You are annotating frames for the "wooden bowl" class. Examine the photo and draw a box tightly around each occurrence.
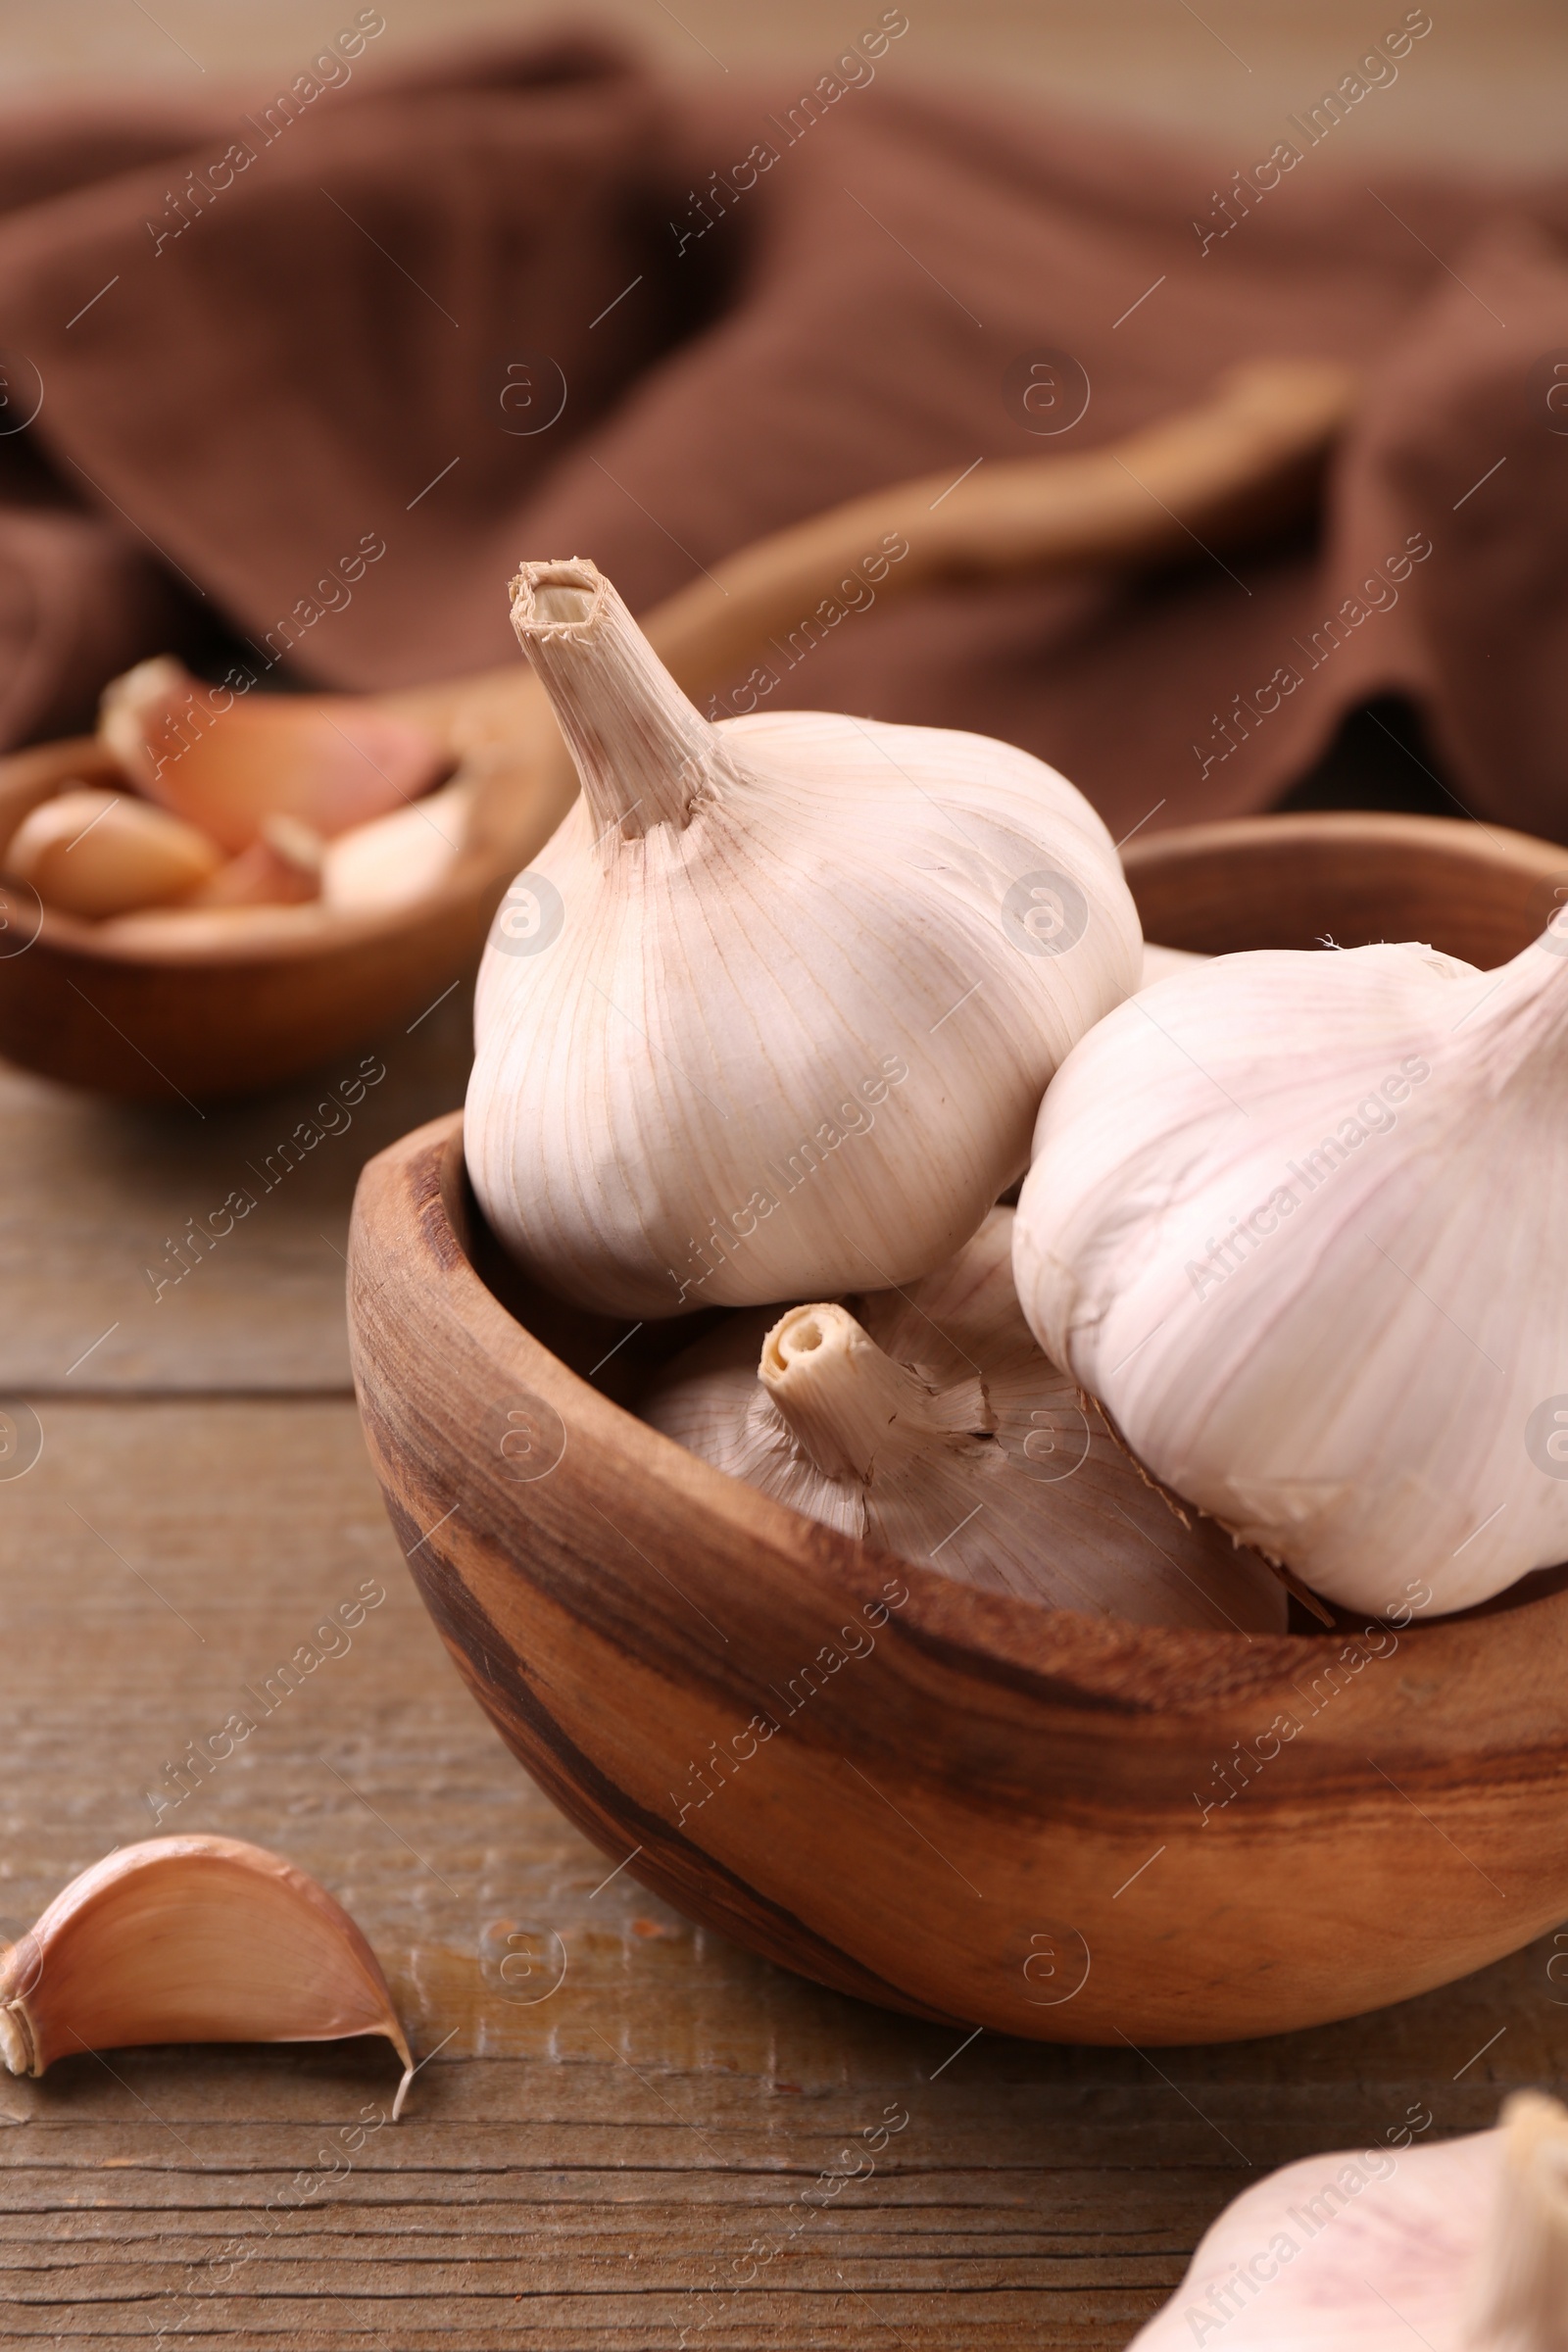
[0,364,1353,1102]
[348,808,1568,2046]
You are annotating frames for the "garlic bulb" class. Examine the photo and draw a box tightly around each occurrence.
[1132,2088,1568,2349]
[4,786,220,916]
[100,657,447,853]
[466,561,1141,1317]
[0,1835,414,2115]
[322,775,473,912]
[644,1208,1285,1631]
[1141,942,1205,988]
[1013,935,1568,1614]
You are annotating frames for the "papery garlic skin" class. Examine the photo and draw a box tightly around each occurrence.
[322,776,473,912]
[5,787,220,916]
[467,562,1141,1318]
[1131,2090,1568,2351]
[643,1208,1286,1631]
[0,1835,414,2116]
[1014,938,1568,1614]
[1140,942,1206,989]
[100,657,446,852]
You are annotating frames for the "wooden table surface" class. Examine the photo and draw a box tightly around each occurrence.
[0,987,1558,2349]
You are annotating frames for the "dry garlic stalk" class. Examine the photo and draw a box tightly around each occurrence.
[467,562,1140,1316]
[1014,936,1568,1614]
[0,1835,414,2115]
[644,1208,1284,1630]
[1132,2088,1568,2349]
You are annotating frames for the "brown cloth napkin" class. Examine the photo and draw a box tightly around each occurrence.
[2,24,1565,846]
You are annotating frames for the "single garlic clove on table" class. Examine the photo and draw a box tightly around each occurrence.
[466,561,1142,1318]
[1131,2088,1568,2349]
[644,1207,1286,1631]
[1014,935,1568,1614]
[100,656,448,853]
[3,786,221,917]
[0,1835,415,2116]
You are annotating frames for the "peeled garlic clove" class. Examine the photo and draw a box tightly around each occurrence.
[3,786,221,917]
[1012,935,1568,1613]
[1131,2089,1568,2348]
[1140,942,1206,989]
[0,1835,414,2116]
[645,1208,1285,1631]
[466,561,1142,1318]
[100,657,448,853]
[192,812,323,906]
[321,775,473,912]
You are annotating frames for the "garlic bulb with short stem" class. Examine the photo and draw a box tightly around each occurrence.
[466,561,1141,1318]
[1131,2088,1568,2350]
[1013,935,1568,1614]
[643,1207,1285,1631]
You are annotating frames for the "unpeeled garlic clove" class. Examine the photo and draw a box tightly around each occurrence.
[1013,935,1568,1614]
[466,561,1142,1318]
[643,1208,1286,1631]
[191,812,324,906]
[1132,2088,1568,2349]
[321,775,474,912]
[0,1835,414,2116]
[3,786,222,918]
[100,657,448,853]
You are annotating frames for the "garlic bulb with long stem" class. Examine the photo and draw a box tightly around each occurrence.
[1131,2088,1568,2349]
[1013,935,1568,1614]
[643,1208,1285,1631]
[466,562,1141,1317]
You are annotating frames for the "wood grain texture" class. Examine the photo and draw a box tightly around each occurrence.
[0,983,472,1394]
[347,811,1568,2051]
[1,1398,1564,2349]
[11,805,1568,2345]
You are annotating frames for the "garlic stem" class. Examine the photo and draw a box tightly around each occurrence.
[1466,2090,1568,2351]
[760,1303,953,1484]
[511,562,718,840]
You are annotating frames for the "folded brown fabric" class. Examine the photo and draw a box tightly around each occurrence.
[2,20,1565,844]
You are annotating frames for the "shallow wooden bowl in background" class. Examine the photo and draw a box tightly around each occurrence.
[0,363,1354,1103]
[347,808,1568,2047]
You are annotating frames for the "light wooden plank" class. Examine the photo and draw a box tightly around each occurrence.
[0,991,469,1396]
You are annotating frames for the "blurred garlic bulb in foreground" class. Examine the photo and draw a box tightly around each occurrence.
[1013,937,1568,1614]
[1132,2089,1568,2350]
[644,1209,1285,1631]
[467,561,1141,1317]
